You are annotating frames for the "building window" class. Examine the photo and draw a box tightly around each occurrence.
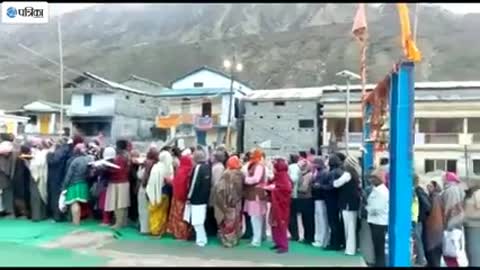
[274,101,285,106]
[252,102,258,106]
[202,102,212,117]
[474,160,480,175]
[425,159,457,173]
[193,82,204,88]
[299,119,314,128]
[83,94,92,107]
[140,99,146,104]
[125,95,130,100]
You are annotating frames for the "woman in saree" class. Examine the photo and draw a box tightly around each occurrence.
[137,146,159,234]
[167,150,194,240]
[213,155,244,247]
[146,150,174,236]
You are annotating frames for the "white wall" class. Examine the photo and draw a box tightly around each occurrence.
[171,69,252,92]
[70,93,116,116]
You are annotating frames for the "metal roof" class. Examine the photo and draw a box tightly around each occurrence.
[157,88,232,98]
[243,87,324,101]
[244,81,480,102]
[321,89,480,103]
[169,66,253,89]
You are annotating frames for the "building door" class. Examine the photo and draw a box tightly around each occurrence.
[202,102,212,117]
[39,114,50,135]
[196,129,207,146]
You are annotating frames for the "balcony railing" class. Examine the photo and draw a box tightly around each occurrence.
[421,133,459,144]
[337,132,363,144]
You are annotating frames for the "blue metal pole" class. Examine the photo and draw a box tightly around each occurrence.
[388,61,415,266]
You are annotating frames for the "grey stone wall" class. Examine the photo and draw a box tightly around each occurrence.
[111,115,155,141]
[243,100,318,156]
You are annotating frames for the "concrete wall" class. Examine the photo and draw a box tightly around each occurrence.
[111,115,155,141]
[114,93,158,120]
[70,93,116,116]
[243,100,318,156]
[171,69,252,92]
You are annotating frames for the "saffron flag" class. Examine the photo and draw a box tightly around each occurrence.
[352,3,367,43]
[397,3,422,62]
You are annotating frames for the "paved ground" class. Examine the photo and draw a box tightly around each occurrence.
[0,219,366,267]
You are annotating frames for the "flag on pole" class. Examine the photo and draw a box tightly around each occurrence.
[397,3,422,62]
[352,3,368,43]
[352,3,368,99]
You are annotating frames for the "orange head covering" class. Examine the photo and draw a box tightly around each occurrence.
[227,156,242,170]
[250,148,264,164]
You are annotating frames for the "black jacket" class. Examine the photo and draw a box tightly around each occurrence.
[416,186,432,222]
[337,165,361,211]
[312,168,329,200]
[188,162,211,205]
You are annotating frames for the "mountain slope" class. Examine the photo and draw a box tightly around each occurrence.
[0,4,478,109]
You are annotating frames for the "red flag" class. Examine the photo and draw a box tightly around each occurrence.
[352,3,368,43]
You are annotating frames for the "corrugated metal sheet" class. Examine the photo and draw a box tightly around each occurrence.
[245,82,480,102]
[322,89,480,103]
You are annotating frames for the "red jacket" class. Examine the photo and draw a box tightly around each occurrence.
[109,155,129,183]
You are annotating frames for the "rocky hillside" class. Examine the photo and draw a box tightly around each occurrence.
[0,4,478,109]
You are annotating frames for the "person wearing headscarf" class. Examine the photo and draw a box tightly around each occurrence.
[464,184,480,267]
[311,156,330,248]
[137,146,159,234]
[104,140,131,229]
[366,169,389,267]
[333,154,361,256]
[441,171,466,267]
[28,139,50,221]
[184,149,211,247]
[264,158,292,254]
[0,141,17,217]
[167,149,194,240]
[47,137,72,222]
[413,174,430,266]
[206,151,226,237]
[212,155,244,247]
[146,150,174,236]
[299,158,315,244]
[424,179,443,267]
[243,148,268,247]
[62,143,93,225]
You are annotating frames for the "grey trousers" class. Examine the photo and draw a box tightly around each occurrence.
[414,222,427,265]
[465,226,480,267]
[359,218,375,265]
[1,187,14,214]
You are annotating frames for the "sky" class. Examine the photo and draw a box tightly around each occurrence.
[49,3,480,16]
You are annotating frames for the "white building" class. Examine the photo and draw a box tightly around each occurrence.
[321,81,480,182]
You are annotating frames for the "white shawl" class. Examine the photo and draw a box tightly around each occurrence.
[29,148,49,204]
[146,150,173,205]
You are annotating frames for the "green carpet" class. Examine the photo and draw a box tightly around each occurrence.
[0,219,365,266]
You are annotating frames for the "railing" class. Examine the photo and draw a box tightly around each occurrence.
[422,133,459,144]
[338,132,363,144]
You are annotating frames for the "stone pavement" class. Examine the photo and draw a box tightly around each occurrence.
[0,219,366,267]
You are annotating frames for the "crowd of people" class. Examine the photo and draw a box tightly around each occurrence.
[0,134,479,267]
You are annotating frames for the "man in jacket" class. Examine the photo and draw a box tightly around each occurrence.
[184,149,212,247]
